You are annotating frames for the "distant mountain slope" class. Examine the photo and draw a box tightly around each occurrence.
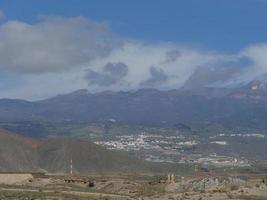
[35,87,267,129]
[1,82,267,130]
[0,99,39,122]
[229,80,267,100]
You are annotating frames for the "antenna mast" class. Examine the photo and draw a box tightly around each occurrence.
[70,158,73,175]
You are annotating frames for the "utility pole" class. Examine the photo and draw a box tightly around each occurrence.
[70,159,73,176]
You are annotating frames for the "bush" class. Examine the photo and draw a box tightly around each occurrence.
[230,185,239,191]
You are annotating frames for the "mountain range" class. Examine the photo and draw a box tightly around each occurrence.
[1,80,267,130]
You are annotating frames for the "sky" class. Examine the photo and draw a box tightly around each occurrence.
[0,0,267,100]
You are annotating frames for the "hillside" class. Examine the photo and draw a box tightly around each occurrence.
[0,130,39,171]
[37,137,150,173]
[0,130,186,174]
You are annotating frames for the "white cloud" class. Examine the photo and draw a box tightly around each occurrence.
[0,15,267,99]
[85,42,227,91]
[0,16,122,74]
[241,44,267,76]
[1,69,88,100]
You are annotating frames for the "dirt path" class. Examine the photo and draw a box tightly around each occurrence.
[0,187,133,199]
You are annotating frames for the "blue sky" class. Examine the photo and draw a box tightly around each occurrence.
[1,0,267,51]
[0,0,267,99]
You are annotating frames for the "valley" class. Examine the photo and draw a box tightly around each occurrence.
[0,84,267,199]
[1,1,267,198]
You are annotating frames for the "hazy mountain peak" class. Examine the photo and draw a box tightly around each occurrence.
[248,80,266,91]
[69,89,90,96]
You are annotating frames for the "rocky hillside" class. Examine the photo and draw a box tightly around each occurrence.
[0,130,186,174]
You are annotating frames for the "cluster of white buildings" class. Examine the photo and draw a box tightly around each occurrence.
[94,133,198,152]
[213,133,266,138]
[94,132,256,167]
[211,141,228,145]
[180,154,250,168]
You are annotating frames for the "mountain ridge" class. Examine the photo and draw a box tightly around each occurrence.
[0,81,267,130]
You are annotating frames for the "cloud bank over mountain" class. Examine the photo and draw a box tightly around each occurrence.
[0,15,267,99]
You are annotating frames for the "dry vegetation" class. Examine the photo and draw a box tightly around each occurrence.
[0,173,266,200]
